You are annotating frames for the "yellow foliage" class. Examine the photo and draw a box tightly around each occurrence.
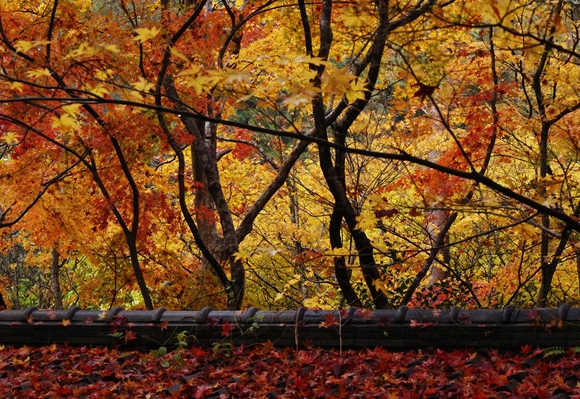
[133,26,160,44]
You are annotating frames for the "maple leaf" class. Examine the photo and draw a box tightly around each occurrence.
[104,44,120,53]
[88,85,109,97]
[293,55,329,66]
[356,211,378,230]
[131,77,155,93]
[14,40,52,53]
[375,209,399,218]
[51,114,80,131]
[345,78,367,103]
[133,26,161,43]
[409,319,422,328]
[159,321,169,331]
[221,321,236,337]
[170,46,189,62]
[413,82,438,102]
[283,90,318,110]
[409,207,422,217]
[95,69,114,80]
[26,68,51,79]
[2,132,19,144]
[8,82,23,93]
[67,42,99,58]
[124,330,137,342]
[62,103,83,116]
[542,196,559,209]
[47,310,56,320]
[520,344,534,354]
[339,6,373,27]
[372,279,387,294]
[14,40,35,53]
[61,319,71,327]
[233,250,250,262]
[432,309,442,317]
[319,313,340,329]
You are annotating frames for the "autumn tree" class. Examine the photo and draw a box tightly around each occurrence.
[353,0,580,307]
[5,0,580,311]
[0,0,321,309]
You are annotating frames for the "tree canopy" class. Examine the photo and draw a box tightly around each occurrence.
[2,0,580,310]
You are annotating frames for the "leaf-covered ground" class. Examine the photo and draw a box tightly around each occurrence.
[1,343,579,398]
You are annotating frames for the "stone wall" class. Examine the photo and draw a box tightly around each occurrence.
[1,305,579,349]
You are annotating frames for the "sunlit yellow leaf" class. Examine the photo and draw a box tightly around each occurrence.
[542,196,559,209]
[283,92,314,110]
[14,40,51,53]
[104,44,120,53]
[355,211,377,230]
[2,132,19,144]
[51,114,80,131]
[182,75,218,94]
[338,6,373,27]
[129,91,144,101]
[373,279,387,294]
[221,68,251,84]
[88,85,109,97]
[177,65,202,76]
[14,40,34,53]
[95,69,113,80]
[62,103,82,116]
[8,81,23,93]
[132,76,155,92]
[293,55,329,67]
[26,68,51,79]
[170,46,189,63]
[345,78,367,104]
[133,26,160,43]
[233,250,250,262]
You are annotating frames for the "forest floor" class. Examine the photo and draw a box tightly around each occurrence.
[1,342,579,398]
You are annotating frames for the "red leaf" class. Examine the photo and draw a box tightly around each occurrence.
[410,319,422,328]
[409,207,422,217]
[319,313,340,329]
[375,209,399,218]
[124,330,137,342]
[221,321,236,337]
[413,82,438,102]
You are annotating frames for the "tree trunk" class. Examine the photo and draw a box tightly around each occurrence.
[330,206,363,307]
[50,247,63,310]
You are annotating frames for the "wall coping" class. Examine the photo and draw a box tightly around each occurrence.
[1,305,579,349]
